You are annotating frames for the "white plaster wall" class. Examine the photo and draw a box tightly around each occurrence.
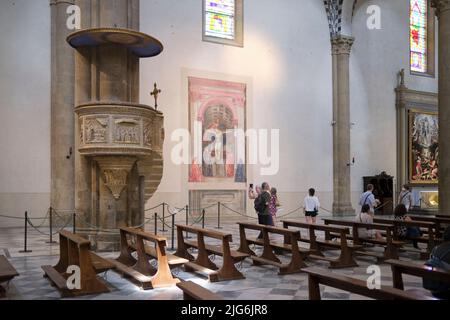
[140,0,335,217]
[350,0,438,207]
[0,0,51,227]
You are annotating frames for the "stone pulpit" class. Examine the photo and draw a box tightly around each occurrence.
[67,27,164,251]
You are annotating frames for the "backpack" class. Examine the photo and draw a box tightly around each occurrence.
[254,194,266,213]
[423,246,450,294]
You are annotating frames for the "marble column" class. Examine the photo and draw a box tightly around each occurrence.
[50,0,75,211]
[432,0,450,216]
[331,36,355,216]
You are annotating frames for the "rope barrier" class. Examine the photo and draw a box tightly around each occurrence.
[166,205,186,217]
[319,206,333,214]
[171,203,217,212]
[275,206,303,219]
[0,214,27,220]
[27,214,72,236]
[220,203,258,220]
[189,212,204,226]
[144,203,165,212]
[157,215,174,230]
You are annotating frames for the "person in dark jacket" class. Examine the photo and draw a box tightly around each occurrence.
[423,226,450,299]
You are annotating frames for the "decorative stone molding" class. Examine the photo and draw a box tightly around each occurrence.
[84,117,109,144]
[103,169,129,200]
[143,118,153,147]
[324,0,344,37]
[431,0,450,17]
[75,103,163,156]
[95,156,137,200]
[114,118,140,144]
[331,36,354,55]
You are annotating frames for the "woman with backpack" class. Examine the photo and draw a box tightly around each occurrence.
[249,183,272,238]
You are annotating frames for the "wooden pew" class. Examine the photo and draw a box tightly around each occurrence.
[177,281,224,300]
[0,255,19,298]
[322,218,405,262]
[42,230,114,297]
[409,215,450,239]
[281,220,361,268]
[373,218,436,259]
[237,222,307,274]
[174,224,248,282]
[386,259,450,299]
[109,227,181,289]
[303,267,436,300]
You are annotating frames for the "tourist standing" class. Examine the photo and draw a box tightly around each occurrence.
[398,185,413,211]
[254,182,272,238]
[268,187,280,226]
[359,184,379,214]
[304,188,320,224]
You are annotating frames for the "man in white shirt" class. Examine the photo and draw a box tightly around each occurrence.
[359,184,379,214]
[304,188,320,224]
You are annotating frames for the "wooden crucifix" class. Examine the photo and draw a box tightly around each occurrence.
[150,83,162,110]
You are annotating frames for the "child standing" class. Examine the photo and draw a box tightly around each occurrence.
[304,188,320,224]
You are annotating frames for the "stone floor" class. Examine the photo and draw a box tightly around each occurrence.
[0,216,428,300]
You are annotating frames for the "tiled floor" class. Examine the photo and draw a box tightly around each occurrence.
[0,217,428,300]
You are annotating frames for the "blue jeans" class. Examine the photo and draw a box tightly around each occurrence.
[406,227,421,238]
[406,227,421,248]
[257,214,273,238]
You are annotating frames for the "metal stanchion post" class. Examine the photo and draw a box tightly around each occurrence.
[46,207,57,244]
[171,213,175,251]
[73,212,76,234]
[185,205,190,239]
[216,202,222,229]
[202,209,205,229]
[19,211,32,253]
[160,203,166,232]
[154,213,157,235]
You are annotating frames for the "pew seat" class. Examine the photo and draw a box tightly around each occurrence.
[177,281,223,300]
[0,255,19,298]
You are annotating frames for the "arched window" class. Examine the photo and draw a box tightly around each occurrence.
[203,0,243,47]
[410,0,435,76]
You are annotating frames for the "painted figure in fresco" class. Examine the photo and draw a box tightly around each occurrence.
[225,150,235,178]
[414,156,423,180]
[235,158,246,183]
[203,118,225,177]
[411,113,439,182]
[189,157,203,182]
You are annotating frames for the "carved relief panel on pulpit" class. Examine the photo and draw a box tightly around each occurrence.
[84,117,109,144]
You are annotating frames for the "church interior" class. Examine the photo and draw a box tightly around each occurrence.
[0,0,450,303]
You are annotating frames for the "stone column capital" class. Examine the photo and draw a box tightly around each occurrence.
[431,0,450,17]
[331,36,355,55]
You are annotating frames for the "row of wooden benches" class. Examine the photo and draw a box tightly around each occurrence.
[177,259,450,300]
[173,218,445,282]
[3,216,449,299]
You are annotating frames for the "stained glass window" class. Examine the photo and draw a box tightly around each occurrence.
[410,0,428,73]
[204,0,236,40]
